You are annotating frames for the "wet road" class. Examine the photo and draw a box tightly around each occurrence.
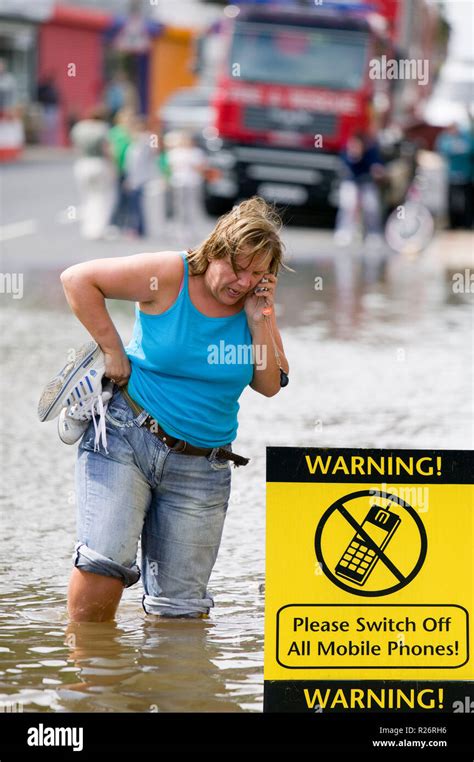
[0,150,472,712]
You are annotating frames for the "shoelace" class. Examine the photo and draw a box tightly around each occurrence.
[67,393,110,454]
[91,394,109,454]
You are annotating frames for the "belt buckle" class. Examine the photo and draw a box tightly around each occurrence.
[172,439,187,453]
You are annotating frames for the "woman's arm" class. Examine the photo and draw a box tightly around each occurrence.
[244,273,289,397]
[60,251,180,384]
[249,312,289,397]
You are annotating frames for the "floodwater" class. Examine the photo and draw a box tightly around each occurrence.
[0,244,472,713]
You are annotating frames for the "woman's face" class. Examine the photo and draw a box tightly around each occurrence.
[205,250,273,305]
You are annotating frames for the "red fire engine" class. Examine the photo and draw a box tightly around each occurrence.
[202,0,446,216]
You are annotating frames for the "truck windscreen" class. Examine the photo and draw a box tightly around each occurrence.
[230,22,368,90]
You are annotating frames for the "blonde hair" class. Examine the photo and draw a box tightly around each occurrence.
[187,197,288,276]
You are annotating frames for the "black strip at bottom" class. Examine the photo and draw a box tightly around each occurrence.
[0,708,472,756]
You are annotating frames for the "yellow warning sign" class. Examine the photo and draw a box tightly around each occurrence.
[264,448,473,712]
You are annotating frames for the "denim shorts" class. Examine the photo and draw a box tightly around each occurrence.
[73,386,232,617]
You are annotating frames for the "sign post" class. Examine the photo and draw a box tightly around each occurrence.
[264,448,473,716]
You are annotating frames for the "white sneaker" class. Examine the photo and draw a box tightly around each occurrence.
[38,340,114,452]
[58,381,114,446]
[37,340,105,422]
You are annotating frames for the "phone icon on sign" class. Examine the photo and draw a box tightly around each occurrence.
[335,505,401,586]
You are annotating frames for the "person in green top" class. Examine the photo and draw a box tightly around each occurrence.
[108,108,134,230]
[158,136,174,226]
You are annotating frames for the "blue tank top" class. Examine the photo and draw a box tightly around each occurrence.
[125,251,254,447]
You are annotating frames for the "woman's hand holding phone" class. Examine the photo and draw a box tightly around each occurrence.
[244,273,277,327]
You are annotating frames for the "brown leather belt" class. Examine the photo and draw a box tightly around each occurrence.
[120,385,250,467]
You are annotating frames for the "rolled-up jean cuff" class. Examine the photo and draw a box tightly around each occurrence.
[73,542,140,588]
[142,593,214,618]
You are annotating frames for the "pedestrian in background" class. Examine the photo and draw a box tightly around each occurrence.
[435,120,474,230]
[165,130,205,241]
[37,73,60,147]
[104,70,139,122]
[108,107,134,233]
[123,115,156,238]
[335,131,385,248]
[70,105,116,241]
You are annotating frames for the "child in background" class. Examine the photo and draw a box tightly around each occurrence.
[124,115,156,238]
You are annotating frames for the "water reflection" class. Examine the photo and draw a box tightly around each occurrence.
[62,618,240,712]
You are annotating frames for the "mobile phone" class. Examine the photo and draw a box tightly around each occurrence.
[254,275,269,294]
[335,505,401,585]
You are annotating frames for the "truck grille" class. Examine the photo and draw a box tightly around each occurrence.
[243,106,336,136]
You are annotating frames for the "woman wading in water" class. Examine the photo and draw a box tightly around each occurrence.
[38,197,289,621]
